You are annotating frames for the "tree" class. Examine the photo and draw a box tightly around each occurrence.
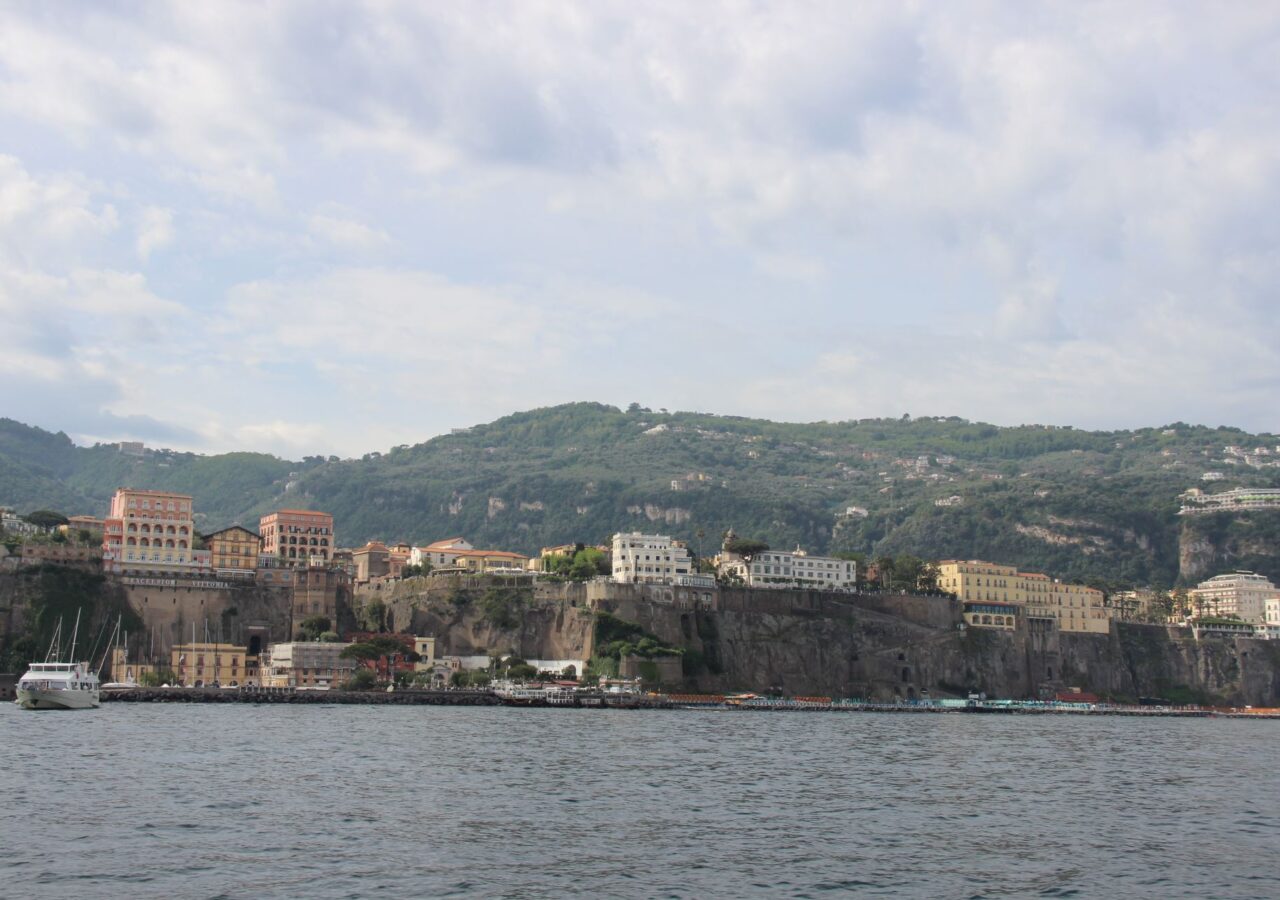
[360,599,388,633]
[340,636,421,662]
[342,668,377,690]
[724,538,769,560]
[24,510,68,530]
[298,615,331,642]
[873,555,896,590]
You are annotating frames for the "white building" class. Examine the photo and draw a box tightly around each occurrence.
[1179,487,1280,515]
[721,546,857,591]
[1189,572,1280,624]
[261,641,356,689]
[611,533,705,585]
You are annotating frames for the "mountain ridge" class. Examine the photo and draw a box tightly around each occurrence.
[2,403,1278,587]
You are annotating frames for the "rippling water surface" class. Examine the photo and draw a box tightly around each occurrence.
[1,704,1277,898]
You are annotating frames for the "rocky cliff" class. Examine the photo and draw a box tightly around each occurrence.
[359,576,1280,705]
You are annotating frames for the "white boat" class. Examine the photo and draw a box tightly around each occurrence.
[15,611,102,710]
[16,661,101,710]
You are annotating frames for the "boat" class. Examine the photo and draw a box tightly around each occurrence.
[15,612,102,710]
[17,662,102,710]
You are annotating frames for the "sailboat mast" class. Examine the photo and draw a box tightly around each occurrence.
[69,608,82,663]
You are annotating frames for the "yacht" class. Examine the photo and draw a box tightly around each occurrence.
[16,661,101,710]
[15,612,102,710]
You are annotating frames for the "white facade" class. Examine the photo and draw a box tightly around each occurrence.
[261,641,355,688]
[1180,487,1280,515]
[722,547,857,591]
[611,533,697,585]
[1189,572,1280,624]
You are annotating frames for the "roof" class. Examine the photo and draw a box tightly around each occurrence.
[433,548,528,560]
[425,537,468,549]
[115,488,193,499]
[262,509,333,518]
[205,525,262,540]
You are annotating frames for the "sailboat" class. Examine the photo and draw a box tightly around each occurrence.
[15,611,102,710]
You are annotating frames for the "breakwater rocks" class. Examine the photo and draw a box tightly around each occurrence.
[101,687,500,705]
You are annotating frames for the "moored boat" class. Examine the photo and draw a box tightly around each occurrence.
[16,661,101,710]
[15,611,103,710]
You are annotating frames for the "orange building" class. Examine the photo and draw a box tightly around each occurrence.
[259,509,335,567]
[102,488,202,574]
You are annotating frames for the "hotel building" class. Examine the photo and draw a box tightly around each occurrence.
[259,509,334,567]
[935,560,1110,634]
[611,532,711,586]
[1189,572,1279,624]
[102,488,207,574]
[719,546,857,591]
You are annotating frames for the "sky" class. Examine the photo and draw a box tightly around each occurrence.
[1,2,1277,458]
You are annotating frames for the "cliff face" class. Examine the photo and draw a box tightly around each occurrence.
[548,584,1280,705]
[1178,511,1280,582]
[359,577,597,661]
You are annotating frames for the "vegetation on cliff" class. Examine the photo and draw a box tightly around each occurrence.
[3,405,1278,587]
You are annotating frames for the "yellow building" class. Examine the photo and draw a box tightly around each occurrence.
[171,641,255,687]
[206,525,261,573]
[936,560,1110,634]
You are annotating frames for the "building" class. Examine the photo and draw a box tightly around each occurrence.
[101,489,204,575]
[1179,487,1280,515]
[408,538,472,569]
[935,560,1109,634]
[260,641,355,689]
[0,508,40,535]
[171,641,253,687]
[259,509,335,567]
[408,538,529,576]
[1189,572,1279,624]
[962,601,1019,631]
[292,566,351,624]
[719,545,857,591]
[1110,590,1158,622]
[611,532,708,585]
[353,541,391,583]
[61,515,105,535]
[206,525,261,575]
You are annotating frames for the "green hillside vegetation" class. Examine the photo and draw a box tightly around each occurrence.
[2,404,1278,587]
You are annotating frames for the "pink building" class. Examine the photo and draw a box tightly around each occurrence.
[259,509,335,567]
[102,488,205,574]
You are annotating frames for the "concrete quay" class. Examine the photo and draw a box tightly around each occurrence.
[101,687,500,705]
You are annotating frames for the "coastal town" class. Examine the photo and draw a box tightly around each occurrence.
[3,480,1279,707]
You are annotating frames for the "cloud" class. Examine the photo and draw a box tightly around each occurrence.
[135,206,174,260]
[307,209,390,250]
[0,3,1277,452]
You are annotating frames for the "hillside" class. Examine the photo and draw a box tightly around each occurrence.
[2,405,1279,587]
